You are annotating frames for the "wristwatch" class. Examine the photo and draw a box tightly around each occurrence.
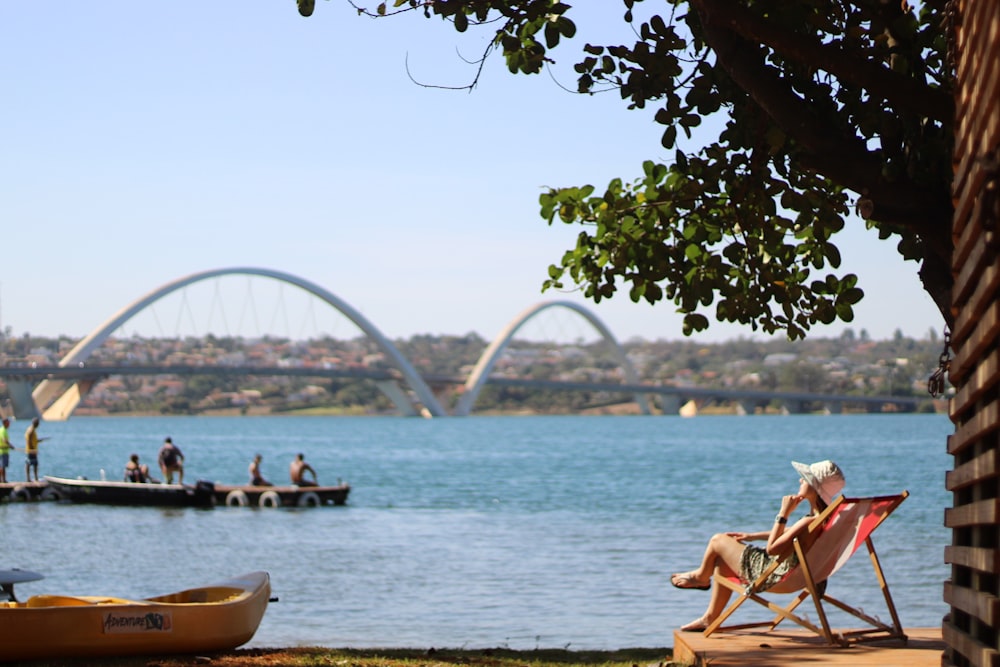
[775,514,788,524]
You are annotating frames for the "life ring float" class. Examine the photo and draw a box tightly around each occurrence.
[40,486,63,502]
[259,490,282,508]
[9,485,32,502]
[297,491,321,508]
[225,489,250,507]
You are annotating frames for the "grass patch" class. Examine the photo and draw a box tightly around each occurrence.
[21,646,678,667]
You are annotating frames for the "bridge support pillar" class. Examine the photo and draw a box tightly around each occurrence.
[42,380,95,422]
[736,400,758,416]
[6,380,40,421]
[658,395,681,415]
[822,401,842,415]
[780,400,805,415]
[374,380,420,417]
[679,400,700,417]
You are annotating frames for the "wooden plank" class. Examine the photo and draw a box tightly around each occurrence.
[946,449,1000,491]
[949,348,1000,416]
[943,620,1000,667]
[944,581,1000,626]
[952,137,976,217]
[952,2,1000,241]
[950,293,985,362]
[960,0,989,106]
[951,124,993,228]
[946,1,1000,665]
[672,627,944,667]
[951,201,985,274]
[956,0,984,73]
[949,399,1000,454]
[944,546,1000,573]
[953,108,1000,250]
[951,310,1000,388]
[953,235,989,308]
[966,244,1000,324]
[944,498,1000,528]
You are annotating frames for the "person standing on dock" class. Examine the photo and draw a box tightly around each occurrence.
[0,418,15,483]
[157,437,185,485]
[24,418,45,482]
[289,453,318,487]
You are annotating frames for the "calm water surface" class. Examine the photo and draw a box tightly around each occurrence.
[1,414,952,649]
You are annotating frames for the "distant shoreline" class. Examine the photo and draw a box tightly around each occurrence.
[68,402,945,418]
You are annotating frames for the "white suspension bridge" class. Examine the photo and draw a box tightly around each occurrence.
[0,267,922,421]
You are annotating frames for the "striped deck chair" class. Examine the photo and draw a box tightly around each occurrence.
[703,491,909,646]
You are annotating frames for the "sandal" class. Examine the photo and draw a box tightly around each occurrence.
[670,571,710,590]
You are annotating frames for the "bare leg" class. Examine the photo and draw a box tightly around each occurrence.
[672,533,746,587]
[672,533,747,631]
[680,567,738,630]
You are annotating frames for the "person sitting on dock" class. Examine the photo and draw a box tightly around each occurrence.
[289,453,318,487]
[124,454,152,483]
[249,454,272,486]
[669,459,845,632]
[157,437,185,485]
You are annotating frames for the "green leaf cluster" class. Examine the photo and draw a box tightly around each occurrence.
[539,152,863,339]
[351,0,954,339]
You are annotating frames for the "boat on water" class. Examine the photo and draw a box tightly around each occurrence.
[0,571,270,661]
[43,475,217,508]
[214,482,351,508]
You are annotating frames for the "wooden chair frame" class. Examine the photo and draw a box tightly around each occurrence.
[703,491,909,647]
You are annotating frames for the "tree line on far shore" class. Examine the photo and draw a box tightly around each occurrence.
[0,328,946,416]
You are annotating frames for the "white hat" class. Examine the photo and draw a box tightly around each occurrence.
[792,460,845,504]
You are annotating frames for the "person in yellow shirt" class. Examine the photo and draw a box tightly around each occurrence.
[24,418,46,482]
[0,418,15,483]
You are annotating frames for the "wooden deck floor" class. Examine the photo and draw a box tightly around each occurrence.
[672,627,944,666]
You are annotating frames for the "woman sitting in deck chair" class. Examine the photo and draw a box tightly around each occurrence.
[669,459,846,632]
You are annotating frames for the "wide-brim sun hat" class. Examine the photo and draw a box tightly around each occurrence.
[792,459,845,504]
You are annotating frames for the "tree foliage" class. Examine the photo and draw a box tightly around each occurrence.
[335,0,954,340]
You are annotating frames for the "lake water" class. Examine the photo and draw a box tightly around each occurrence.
[1,413,952,650]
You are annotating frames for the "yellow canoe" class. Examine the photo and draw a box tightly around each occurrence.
[0,571,270,661]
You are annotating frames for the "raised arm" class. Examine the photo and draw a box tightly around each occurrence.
[765,494,812,555]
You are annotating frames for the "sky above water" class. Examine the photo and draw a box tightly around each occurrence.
[0,2,943,343]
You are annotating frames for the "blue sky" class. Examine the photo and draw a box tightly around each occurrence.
[0,2,943,344]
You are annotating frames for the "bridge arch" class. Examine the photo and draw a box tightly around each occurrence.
[32,267,447,419]
[453,300,652,416]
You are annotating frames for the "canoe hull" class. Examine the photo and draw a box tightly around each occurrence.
[43,476,217,508]
[0,571,270,661]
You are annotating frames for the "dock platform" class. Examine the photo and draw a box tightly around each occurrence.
[0,481,48,502]
[672,626,944,666]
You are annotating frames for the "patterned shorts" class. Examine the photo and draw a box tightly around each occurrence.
[740,545,797,591]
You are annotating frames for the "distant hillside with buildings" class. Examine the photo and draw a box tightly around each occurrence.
[0,328,947,415]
